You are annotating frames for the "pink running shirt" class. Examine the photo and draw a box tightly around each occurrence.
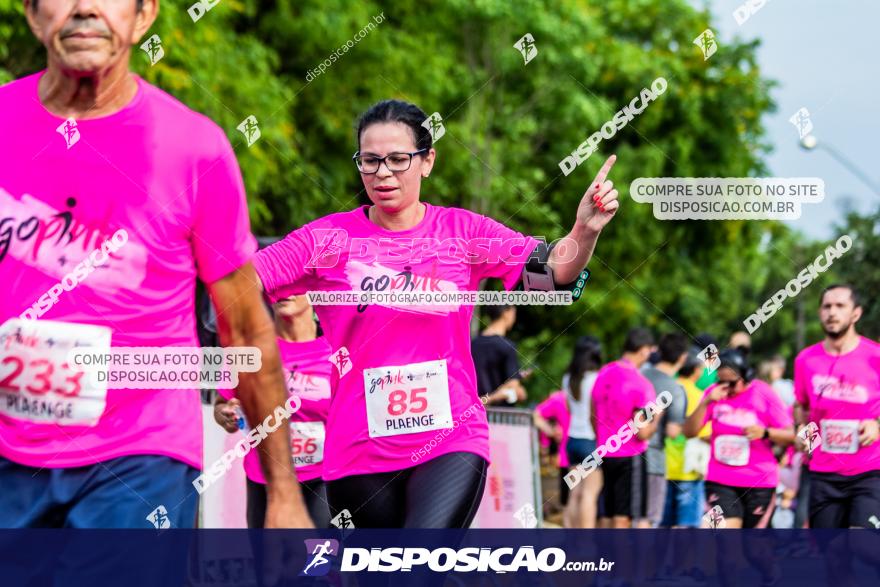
[220,337,332,483]
[0,72,257,470]
[535,390,571,468]
[794,337,880,476]
[254,204,538,480]
[701,379,792,488]
[591,359,656,458]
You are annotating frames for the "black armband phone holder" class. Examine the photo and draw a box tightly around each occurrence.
[521,242,590,301]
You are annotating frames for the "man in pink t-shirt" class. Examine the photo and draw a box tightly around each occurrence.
[589,327,659,528]
[0,0,310,529]
[794,285,880,528]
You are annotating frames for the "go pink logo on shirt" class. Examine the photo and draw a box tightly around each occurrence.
[812,375,869,404]
[345,260,458,315]
[305,228,577,268]
[286,369,331,401]
[712,405,759,428]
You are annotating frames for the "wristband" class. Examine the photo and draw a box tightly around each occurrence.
[521,242,591,301]
[763,427,770,440]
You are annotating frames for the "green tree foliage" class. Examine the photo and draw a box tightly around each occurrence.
[833,207,880,340]
[3,0,819,399]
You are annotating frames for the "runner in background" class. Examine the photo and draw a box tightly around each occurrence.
[684,349,793,587]
[561,336,602,528]
[655,352,711,584]
[533,389,571,516]
[254,99,620,527]
[592,327,659,529]
[759,355,795,408]
[663,352,710,528]
[0,0,309,529]
[642,333,689,528]
[214,296,332,528]
[794,285,880,530]
[729,331,752,361]
[684,349,794,528]
[472,305,527,405]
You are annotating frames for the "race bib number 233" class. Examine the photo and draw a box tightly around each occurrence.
[0,319,111,426]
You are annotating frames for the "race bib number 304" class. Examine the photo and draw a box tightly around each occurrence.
[0,319,111,426]
[820,419,860,454]
[364,359,453,438]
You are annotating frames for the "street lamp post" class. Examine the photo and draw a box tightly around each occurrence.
[799,136,880,198]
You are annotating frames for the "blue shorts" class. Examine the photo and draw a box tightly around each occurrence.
[661,479,704,528]
[0,455,200,528]
[565,436,597,467]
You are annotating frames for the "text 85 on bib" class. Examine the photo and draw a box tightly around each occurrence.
[363,359,453,438]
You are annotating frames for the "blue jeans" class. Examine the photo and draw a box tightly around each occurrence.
[0,455,199,528]
[661,479,704,527]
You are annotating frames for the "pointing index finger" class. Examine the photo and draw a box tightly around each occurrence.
[592,154,617,186]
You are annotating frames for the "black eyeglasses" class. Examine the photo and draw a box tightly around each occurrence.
[352,149,428,174]
[717,378,741,388]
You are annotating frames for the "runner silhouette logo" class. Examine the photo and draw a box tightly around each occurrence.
[301,539,339,577]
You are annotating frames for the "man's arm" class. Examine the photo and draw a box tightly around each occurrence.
[207,262,313,528]
[665,386,687,439]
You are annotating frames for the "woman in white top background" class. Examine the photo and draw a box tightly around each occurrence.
[563,336,603,528]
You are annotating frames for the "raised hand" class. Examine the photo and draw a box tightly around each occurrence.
[575,154,619,233]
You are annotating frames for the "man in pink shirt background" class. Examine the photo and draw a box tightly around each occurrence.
[794,284,880,529]
[590,327,659,528]
[0,0,311,529]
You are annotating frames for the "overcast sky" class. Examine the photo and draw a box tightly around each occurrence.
[699,0,880,240]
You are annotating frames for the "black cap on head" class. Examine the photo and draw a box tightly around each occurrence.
[694,332,717,351]
[718,348,751,382]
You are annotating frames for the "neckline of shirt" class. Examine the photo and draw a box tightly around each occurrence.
[356,202,433,235]
[32,69,146,124]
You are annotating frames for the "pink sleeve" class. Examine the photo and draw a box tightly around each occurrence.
[764,384,794,429]
[793,354,809,407]
[536,392,563,419]
[191,132,258,283]
[471,214,539,290]
[253,225,318,302]
[633,376,655,411]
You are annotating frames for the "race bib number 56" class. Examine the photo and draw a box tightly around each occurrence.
[0,319,111,426]
[291,421,325,467]
[364,359,452,438]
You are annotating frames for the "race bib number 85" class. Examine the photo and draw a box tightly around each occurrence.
[364,359,453,438]
[0,319,111,426]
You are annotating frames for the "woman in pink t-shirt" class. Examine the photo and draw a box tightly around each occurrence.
[254,99,621,528]
[214,295,332,527]
[534,390,571,510]
[684,349,794,528]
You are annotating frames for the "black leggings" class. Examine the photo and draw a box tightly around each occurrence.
[326,451,488,528]
[246,477,331,528]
